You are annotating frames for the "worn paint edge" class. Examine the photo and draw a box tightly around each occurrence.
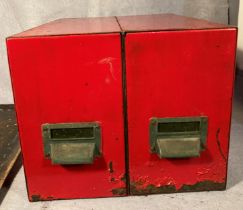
[30,192,127,202]
[130,180,226,195]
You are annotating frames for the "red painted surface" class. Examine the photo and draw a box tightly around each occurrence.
[125,28,237,191]
[7,33,125,200]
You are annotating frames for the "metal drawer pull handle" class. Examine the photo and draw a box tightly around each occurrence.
[150,117,208,158]
[42,122,101,164]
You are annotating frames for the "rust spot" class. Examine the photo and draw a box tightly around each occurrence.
[31,195,41,202]
[111,187,126,196]
[130,182,176,195]
[110,177,115,182]
[179,180,225,192]
[130,180,225,195]
[216,128,227,162]
[108,161,114,173]
[111,174,127,195]
[46,196,54,200]
[120,174,126,183]
[31,195,54,202]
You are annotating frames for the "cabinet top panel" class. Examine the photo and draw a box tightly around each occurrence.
[9,14,236,39]
[10,16,121,38]
[117,14,234,32]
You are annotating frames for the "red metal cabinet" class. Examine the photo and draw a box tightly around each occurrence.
[7,17,126,200]
[118,14,237,194]
[7,14,237,200]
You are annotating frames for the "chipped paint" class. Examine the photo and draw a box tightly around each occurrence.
[179,180,225,192]
[108,161,114,173]
[119,173,126,183]
[31,195,55,202]
[131,183,176,195]
[31,195,41,202]
[111,173,127,195]
[111,187,127,196]
[130,180,225,195]
[110,177,115,182]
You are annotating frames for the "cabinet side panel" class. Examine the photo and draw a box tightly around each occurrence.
[7,33,126,200]
[125,29,237,194]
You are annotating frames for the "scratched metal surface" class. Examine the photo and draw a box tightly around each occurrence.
[0,105,20,188]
